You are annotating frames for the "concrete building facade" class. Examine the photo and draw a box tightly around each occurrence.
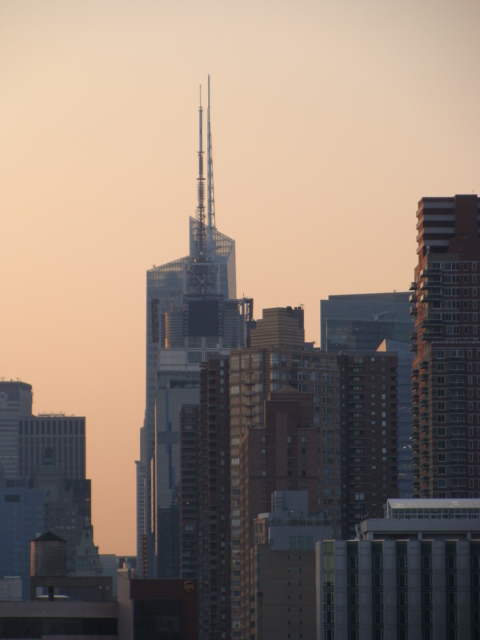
[316,499,480,640]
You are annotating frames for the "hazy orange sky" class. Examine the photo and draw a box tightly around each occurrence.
[1,0,479,554]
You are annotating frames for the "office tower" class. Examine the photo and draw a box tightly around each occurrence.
[0,382,86,482]
[0,381,32,479]
[19,415,86,480]
[410,194,480,499]
[237,390,321,640]
[0,485,44,600]
[378,339,414,497]
[337,351,399,538]
[320,292,413,352]
[137,78,252,578]
[180,356,231,639]
[317,499,480,640]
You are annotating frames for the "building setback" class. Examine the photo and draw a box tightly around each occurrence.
[410,194,480,498]
[337,351,399,538]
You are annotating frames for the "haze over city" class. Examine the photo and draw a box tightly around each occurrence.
[1,0,479,556]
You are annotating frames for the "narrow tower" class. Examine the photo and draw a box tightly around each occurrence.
[195,87,206,260]
[207,75,216,242]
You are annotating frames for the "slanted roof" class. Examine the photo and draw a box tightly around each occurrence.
[33,530,67,543]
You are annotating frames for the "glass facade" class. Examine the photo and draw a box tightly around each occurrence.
[320,293,413,352]
[139,213,243,579]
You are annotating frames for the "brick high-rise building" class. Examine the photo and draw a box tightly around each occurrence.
[410,194,480,498]
[337,351,399,538]
[179,404,200,581]
[180,357,231,640]
[237,390,320,640]
[229,307,341,638]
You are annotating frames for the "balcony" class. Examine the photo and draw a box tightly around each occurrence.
[420,265,442,277]
[421,317,442,328]
[409,281,417,291]
[420,290,443,302]
[409,331,417,341]
[410,343,418,352]
[423,330,443,341]
[409,293,417,303]
[411,368,419,378]
[409,307,417,316]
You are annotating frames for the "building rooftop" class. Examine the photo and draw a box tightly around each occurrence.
[387,498,480,519]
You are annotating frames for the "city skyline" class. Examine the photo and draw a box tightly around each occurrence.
[1,0,479,555]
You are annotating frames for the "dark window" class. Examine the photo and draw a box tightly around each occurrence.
[5,494,20,503]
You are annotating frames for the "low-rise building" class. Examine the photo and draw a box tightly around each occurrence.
[316,499,480,640]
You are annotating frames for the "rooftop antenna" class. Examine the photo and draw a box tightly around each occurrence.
[196,85,206,259]
[207,75,216,248]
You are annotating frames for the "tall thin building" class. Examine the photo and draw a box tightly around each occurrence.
[0,382,32,479]
[180,357,231,639]
[337,350,399,538]
[410,194,480,498]
[229,307,341,638]
[137,79,252,578]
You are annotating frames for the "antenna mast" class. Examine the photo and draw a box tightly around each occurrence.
[207,75,216,234]
[196,86,206,259]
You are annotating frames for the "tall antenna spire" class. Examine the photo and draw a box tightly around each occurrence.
[207,75,216,233]
[196,85,206,259]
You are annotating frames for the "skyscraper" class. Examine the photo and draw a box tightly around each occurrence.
[0,381,32,479]
[320,292,413,352]
[179,356,231,639]
[337,350,399,538]
[137,78,252,578]
[229,307,341,638]
[410,194,480,498]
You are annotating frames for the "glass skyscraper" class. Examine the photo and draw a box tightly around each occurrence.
[320,292,413,352]
[137,89,252,577]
